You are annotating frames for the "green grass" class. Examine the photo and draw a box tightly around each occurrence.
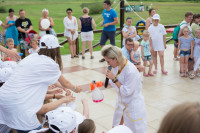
[0,0,200,55]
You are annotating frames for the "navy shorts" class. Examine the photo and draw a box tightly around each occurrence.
[143,55,152,61]
[174,41,178,48]
[100,30,116,46]
[180,50,191,57]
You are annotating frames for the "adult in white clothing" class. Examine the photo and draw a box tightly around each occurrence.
[0,35,82,133]
[63,8,78,58]
[102,45,146,133]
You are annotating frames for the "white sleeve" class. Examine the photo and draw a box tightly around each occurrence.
[38,61,61,85]
[122,27,127,32]
[63,18,70,30]
[75,17,78,30]
[119,70,138,96]
[0,20,2,26]
[180,23,187,29]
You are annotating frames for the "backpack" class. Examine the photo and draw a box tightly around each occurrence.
[172,22,187,42]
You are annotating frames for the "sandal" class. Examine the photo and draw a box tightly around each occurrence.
[180,73,185,77]
[162,70,168,75]
[71,56,74,58]
[148,73,154,76]
[153,70,157,74]
[91,56,94,59]
[74,55,79,58]
[189,73,195,79]
[143,74,149,77]
[82,56,85,59]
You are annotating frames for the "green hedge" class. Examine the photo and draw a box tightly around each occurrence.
[80,2,104,15]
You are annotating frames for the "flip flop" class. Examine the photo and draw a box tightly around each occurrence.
[148,73,154,76]
[143,74,149,77]
[153,70,157,74]
[162,70,168,75]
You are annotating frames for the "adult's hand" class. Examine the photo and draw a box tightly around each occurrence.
[5,49,20,60]
[106,69,115,80]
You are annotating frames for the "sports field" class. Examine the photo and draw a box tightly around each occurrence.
[0,0,200,55]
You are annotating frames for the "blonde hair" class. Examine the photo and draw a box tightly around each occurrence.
[83,7,89,14]
[142,30,149,37]
[101,45,125,67]
[182,26,189,32]
[158,102,200,133]
[78,119,96,133]
[6,38,14,44]
[30,39,38,45]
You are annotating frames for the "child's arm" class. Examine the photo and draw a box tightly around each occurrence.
[141,46,145,60]
[129,29,137,38]
[130,51,139,63]
[163,35,166,49]
[149,37,153,51]
[190,40,195,58]
[82,98,89,119]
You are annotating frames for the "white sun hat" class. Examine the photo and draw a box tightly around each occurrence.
[107,125,133,133]
[39,35,62,49]
[45,106,76,133]
[152,14,160,20]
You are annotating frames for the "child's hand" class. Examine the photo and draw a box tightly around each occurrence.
[65,89,71,96]
[165,45,167,49]
[142,56,145,60]
[62,95,75,103]
[55,94,64,99]
[190,54,193,59]
[74,86,82,93]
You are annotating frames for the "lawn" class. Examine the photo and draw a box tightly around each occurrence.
[0,0,200,55]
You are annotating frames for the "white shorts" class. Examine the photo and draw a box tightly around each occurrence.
[81,31,93,42]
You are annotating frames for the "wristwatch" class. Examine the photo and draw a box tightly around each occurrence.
[112,77,118,83]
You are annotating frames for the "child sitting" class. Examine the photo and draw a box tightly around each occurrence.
[130,41,144,72]
[141,30,154,77]
[178,26,194,77]
[28,39,40,55]
[4,38,18,62]
[189,28,200,79]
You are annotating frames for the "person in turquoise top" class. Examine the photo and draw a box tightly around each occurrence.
[141,30,154,77]
[4,9,18,48]
[99,0,118,62]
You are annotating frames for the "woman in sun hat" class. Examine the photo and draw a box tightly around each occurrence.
[0,35,82,133]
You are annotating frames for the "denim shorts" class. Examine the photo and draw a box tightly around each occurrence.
[174,41,178,48]
[180,50,191,57]
[100,30,116,46]
[143,55,152,61]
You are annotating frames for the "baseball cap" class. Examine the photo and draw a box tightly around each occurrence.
[152,14,160,20]
[107,125,133,133]
[45,106,76,133]
[0,68,13,82]
[39,35,62,49]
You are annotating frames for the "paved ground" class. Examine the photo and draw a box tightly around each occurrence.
[60,45,200,133]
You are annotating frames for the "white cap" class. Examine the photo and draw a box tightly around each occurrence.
[0,20,2,26]
[152,14,160,20]
[45,107,76,133]
[39,35,62,49]
[0,68,13,82]
[107,125,133,133]
[42,8,49,13]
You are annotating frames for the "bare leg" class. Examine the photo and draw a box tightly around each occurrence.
[158,51,165,71]
[148,60,153,74]
[143,61,147,75]
[153,51,157,71]
[88,41,93,56]
[184,57,189,74]
[67,37,74,57]
[180,57,184,73]
[73,40,76,56]
[82,41,86,57]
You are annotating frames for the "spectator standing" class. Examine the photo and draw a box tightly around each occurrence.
[99,0,118,62]
[79,7,96,59]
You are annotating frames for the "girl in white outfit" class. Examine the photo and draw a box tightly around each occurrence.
[63,8,78,58]
[102,45,147,133]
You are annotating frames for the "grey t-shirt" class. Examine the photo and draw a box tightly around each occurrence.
[179,36,193,50]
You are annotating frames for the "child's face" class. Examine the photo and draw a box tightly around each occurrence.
[153,19,159,26]
[143,35,149,41]
[134,44,139,51]
[183,28,189,36]
[7,42,14,49]
[195,17,200,23]
[126,19,132,26]
[195,30,200,38]
[31,41,38,49]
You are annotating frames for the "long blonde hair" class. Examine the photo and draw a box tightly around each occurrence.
[101,45,125,67]
[158,102,200,133]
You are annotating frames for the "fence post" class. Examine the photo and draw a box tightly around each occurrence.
[76,37,79,55]
[120,0,124,48]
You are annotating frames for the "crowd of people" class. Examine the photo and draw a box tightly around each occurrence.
[0,0,200,133]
